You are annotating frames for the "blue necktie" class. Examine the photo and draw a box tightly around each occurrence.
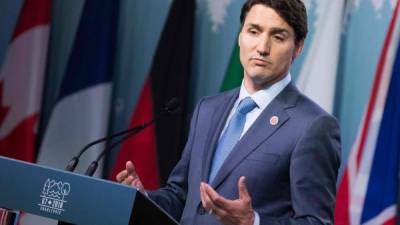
[209,97,257,182]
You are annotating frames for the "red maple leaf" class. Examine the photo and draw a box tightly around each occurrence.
[0,80,10,126]
[0,79,37,162]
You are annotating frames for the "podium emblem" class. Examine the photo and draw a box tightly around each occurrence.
[38,178,71,215]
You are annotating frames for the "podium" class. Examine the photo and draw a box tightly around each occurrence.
[0,156,179,225]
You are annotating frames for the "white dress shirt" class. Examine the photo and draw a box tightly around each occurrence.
[220,73,291,139]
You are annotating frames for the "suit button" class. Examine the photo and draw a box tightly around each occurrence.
[198,205,206,215]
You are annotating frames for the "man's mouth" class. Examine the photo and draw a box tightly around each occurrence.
[250,57,270,66]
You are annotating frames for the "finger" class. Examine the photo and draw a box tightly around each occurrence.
[202,183,219,211]
[201,190,228,220]
[132,179,144,191]
[122,175,134,185]
[238,176,250,200]
[116,170,128,182]
[203,183,230,209]
[210,206,228,220]
[201,183,213,210]
[201,184,230,220]
[132,179,141,187]
[126,161,136,175]
[199,183,207,208]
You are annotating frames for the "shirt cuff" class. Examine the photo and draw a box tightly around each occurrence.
[253,211,260,225]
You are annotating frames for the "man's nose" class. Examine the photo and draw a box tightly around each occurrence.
[256,37,270,57]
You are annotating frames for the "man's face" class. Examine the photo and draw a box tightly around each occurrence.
[239,4,303,91]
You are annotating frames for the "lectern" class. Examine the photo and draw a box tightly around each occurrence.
[0,156,179,225]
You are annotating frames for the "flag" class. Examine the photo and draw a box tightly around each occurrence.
[0,1,52,224]
[220,42,243,91]
[0,0,51,162]
[36,0,119,174]
[20,1,118,224]
[335,1,400,224]
[296,0,345,113]
[110,0,195,189]
[19,0,119,223]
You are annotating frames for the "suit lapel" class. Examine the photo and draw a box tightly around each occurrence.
[201,90,239,182]
[210,83,299,189]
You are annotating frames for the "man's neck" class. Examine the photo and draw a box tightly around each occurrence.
[243,74,289,94]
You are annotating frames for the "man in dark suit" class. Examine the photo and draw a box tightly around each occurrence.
[117,0,341,224]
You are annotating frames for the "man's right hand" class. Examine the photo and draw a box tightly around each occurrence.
[116,161,145,192]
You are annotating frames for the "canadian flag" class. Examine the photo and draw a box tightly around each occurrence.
[0,0,51,162]
[0,1,51,223]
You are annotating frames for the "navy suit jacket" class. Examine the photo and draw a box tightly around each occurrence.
[149,82,341,225]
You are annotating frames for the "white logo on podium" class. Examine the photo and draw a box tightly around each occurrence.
[38,179,71,215]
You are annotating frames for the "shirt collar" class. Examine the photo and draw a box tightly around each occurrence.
[238,73,292,110]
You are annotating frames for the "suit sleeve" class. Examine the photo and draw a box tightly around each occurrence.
[260,115,341,225]
[147,98,203,221]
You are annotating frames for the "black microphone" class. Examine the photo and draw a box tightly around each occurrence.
[84,120,150,176]
[84,98,180,176]
[65,98,181,173]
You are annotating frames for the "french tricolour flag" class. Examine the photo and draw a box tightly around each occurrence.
[19,1,118,224]
[335,1,400,224]
[36,0,119,174]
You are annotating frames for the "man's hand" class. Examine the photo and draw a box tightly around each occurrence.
[116,161,145,192]
[200,176,255,225]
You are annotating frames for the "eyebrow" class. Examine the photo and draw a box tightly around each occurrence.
[246,23,263,30]
[245,23,291,36]
[269,27,290,36]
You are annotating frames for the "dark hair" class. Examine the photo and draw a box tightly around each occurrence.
[240,0,308,43]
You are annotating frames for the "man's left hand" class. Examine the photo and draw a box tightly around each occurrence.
[200,176,255,225]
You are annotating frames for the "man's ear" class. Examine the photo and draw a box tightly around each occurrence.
[238,32,242,47]
[293,40,304,60]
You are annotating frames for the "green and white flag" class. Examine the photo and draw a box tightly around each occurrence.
[220,43,242,91]
[296,0,345,113]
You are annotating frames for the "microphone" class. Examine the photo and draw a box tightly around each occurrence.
[65,98,181,173]
[84,121,148,176]
[84,98,180,176]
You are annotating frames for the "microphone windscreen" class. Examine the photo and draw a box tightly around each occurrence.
[164,98,180,114]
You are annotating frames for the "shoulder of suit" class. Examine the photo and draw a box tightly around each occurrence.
[285,84,338,121]
[198,87,239,106]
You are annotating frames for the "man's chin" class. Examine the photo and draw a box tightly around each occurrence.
[247,73,272,83]
[244,74,273,88]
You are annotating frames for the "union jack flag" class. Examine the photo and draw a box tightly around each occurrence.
[335,1,400,224]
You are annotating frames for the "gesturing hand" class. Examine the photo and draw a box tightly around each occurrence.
[200,176,255,225]
[115,161,145,192]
